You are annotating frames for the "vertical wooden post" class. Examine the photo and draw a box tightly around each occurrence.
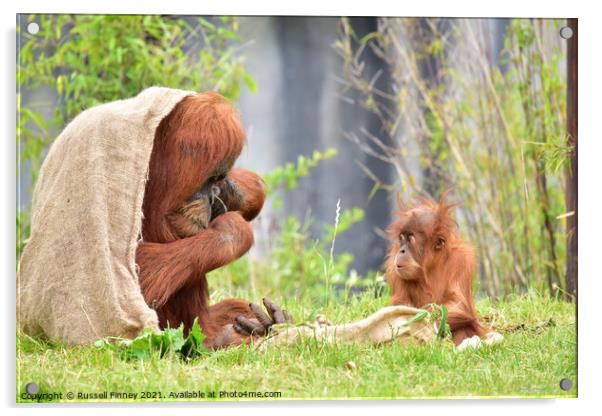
[565,19,578,298]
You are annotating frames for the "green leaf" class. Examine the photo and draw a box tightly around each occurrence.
[181,318,206,357]
[406,310,429,325]
[243,72,258,93]
[162,326,186,353]
[94,318,207,361]
[436,305,451,339]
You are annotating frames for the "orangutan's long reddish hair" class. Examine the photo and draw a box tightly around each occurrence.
[142,92,247,243]
[135,92,266,348]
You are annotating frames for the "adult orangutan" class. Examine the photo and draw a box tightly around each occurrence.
[136,92,292,349]
[385,193,489,346]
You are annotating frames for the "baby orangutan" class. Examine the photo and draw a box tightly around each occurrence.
[386,192,500,348]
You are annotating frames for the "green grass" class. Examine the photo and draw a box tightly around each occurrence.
[17,289,576,402]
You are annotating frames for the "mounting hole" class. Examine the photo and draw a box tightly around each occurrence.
[559,26,573,40]
[26,22,40,35]
[559,378,573,391]
[25,382,40,395]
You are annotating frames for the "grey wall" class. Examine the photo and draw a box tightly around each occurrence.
[236,17,394,274]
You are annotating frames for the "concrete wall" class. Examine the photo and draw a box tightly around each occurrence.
[236,17,394,274]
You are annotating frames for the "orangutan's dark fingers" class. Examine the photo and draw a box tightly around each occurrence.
[232,322,250,336]
[263,297,285,324]
[262,297,276,320]
[235,315,266,336]
[250,303,273,328]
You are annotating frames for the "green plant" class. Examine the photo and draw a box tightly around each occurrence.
[430,305,452,339]
[269,209,356,300]
[17,15,255,259]
[263,148,338,207]
[94,319,208,360]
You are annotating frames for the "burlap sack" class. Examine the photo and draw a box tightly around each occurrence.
[18,87,194,344]
[258,305,436,349]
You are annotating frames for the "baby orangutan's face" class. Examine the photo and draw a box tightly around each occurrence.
[390,206,453,282]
